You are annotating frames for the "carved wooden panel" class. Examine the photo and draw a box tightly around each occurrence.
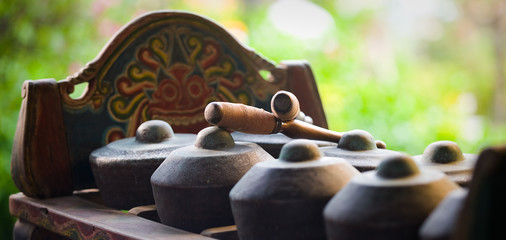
[11,11,327,196]
[57,12,289,189]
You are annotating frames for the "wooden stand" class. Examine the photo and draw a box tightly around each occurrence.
[9,192,214,240]
[9,10,329,239]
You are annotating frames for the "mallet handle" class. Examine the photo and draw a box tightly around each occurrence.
[281,120,342,143]
[204,102,280,134]
[205,102,342,143]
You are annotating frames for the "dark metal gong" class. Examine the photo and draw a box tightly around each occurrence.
[89,120,196,210]
[323,155,460,240]
[230,139,359,240]
[320,129,401,172]
[151,126,273,233]
[413,141,477,187]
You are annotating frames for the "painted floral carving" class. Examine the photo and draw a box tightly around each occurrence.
[105,28,254,140]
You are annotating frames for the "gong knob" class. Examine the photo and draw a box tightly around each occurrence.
[135,120,174,143]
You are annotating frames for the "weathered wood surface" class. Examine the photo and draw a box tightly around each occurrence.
[13,219,68,240]
[282,60,326,127]
[451,146,506,240]
[10,11,328,198]
[11,79,73,198]
[128,205,160,223]
[201,226,239,240]
[9,193,214,240]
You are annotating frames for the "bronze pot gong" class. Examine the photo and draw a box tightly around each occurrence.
[413,141,477,187]
[230,139,359,240]
[89,120,196,210]
[320,129,401,172]
[151,126,273,233]
[324,155,460,240]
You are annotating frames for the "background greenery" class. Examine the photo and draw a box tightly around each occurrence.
[1,0,505,238]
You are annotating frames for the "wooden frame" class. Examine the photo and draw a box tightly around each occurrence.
[9,192,214,239]
[11,11,327,199]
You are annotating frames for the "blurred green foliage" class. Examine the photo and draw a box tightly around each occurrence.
[0,0,505,238]
[0,0,102,238]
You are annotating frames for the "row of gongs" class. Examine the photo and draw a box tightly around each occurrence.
[89,118,477,240]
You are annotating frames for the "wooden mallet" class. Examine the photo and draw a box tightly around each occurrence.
[204,91,342,143]
[269,91,386,148]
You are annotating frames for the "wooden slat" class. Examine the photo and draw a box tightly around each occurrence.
[9,193,214,240]
[11,79,73,198]
[282,60,328,129]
